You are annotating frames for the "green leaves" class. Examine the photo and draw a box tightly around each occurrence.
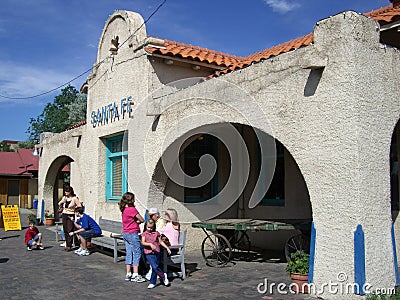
[286,250,310,275]
[0,141,14,152]
[26,85,87,142]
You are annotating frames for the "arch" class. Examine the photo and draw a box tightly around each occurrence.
[146,122,312,224]
[42,155,73,220]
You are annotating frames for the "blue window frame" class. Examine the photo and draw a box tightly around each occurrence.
[258,140,285,206]
[106,134,127,202]
[184,134,218,203]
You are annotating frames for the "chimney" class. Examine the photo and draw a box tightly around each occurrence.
[390,0,400,7]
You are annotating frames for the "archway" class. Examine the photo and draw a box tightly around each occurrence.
[43,155,73,221]
[147,122,312,259]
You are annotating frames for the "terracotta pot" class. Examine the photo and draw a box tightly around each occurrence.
[290,273,309,293]
[45,218,55,226]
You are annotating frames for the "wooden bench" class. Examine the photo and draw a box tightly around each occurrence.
[91,217,126,263]
[163,230,187,279]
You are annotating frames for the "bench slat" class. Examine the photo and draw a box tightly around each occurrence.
[91,217,125,263]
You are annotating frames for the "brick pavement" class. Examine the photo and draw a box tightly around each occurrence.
[0,209,317,300]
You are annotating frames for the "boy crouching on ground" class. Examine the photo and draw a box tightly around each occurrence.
[25,221,44,250]
[70,206,102,256]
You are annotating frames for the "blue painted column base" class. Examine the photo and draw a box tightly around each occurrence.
[354,224,366,295]
[391,222,400,286]
[308,222,316,284]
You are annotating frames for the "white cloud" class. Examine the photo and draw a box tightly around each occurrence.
[0,61,73,104]
[264,0,300,14]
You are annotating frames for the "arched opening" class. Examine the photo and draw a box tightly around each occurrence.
[149,122,312,260]
[43,156,72,221]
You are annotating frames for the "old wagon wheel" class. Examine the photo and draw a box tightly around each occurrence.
[228,231,251,259]
[201,233,232,267]
[285,233,310,262]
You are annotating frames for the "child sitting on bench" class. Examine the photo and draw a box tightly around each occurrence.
[70,206,102,256]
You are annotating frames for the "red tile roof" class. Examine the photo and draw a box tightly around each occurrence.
[365,3,400,24]
[246,33,314,63]
[211,33,314,78]
[145,39,246,68]
[65,120,86,131]
[146,3,399,79]
[0,148,38,176]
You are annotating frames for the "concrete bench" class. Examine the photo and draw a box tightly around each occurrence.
[91,217,126,263]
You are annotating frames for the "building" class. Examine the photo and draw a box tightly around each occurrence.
[0,148,38,208]
[37,1,400,298]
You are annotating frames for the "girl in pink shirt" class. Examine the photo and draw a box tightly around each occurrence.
[141,219,171,289]
[119,192,145,283]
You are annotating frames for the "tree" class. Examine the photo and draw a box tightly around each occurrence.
[0,141,14,152]
[67,93,87,125]
[17,140,35,149]
[26,85,87,142]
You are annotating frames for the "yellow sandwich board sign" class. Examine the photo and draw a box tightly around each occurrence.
[1,205,22,231]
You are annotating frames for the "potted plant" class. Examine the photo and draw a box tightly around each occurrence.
[28,213,39,225]
[286,250,310,293]
[44,210,55,226]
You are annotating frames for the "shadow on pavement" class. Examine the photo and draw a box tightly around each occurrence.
[0,234,20,240]
[231,249,286,263]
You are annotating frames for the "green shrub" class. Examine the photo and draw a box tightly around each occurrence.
[285,250,310,275]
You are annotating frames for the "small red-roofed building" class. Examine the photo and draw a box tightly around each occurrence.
[0,148,39,208]
[0,145,70,208]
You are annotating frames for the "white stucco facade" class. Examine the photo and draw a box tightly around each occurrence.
[37,9,400,299]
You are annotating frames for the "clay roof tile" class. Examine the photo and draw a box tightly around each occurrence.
[145,39,246,68]
[365,3,400,24]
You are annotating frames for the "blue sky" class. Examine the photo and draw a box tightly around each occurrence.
[0,0,389,142]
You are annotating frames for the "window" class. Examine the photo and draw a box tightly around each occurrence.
[106,134,127,201]
[184,134,218,203]
[258,140,285,206]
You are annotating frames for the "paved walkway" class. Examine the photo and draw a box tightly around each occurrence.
[0,209,317,300]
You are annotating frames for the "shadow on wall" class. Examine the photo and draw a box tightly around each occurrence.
[391,122,399,222]
[304,68,324,97]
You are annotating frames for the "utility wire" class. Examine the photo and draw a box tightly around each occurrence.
[118,0,166,50]
[0,0,167,100]
[0,68,93,100]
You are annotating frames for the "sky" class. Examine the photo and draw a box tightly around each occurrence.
[0,0,390,142]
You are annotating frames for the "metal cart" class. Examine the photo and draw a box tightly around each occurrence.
[192,218,311,267]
